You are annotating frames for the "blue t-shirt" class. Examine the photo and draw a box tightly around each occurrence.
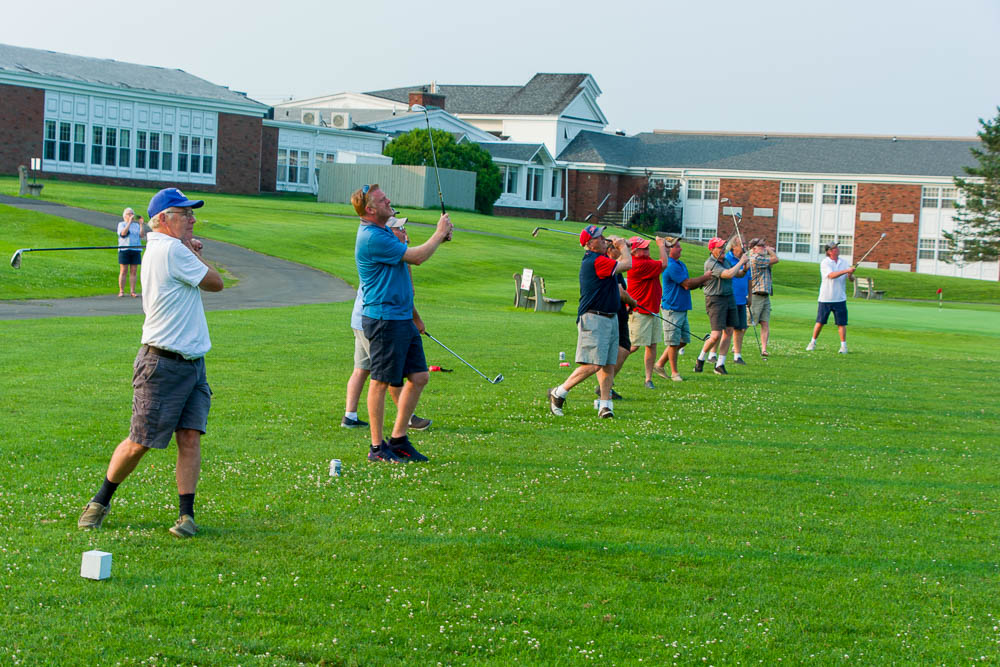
[727,251,749,306]
[355,221,411,320]
[661,257,692,312]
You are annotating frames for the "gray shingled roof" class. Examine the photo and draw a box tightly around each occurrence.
[0,43,267,109]
[557,131,980,178]
[366,73,589,116]
[478,143,543,161]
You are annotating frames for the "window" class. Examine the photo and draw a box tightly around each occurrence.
[202,138,213,174]
[937,239,953,260]
[551,169,562,198]
[161,134,172,171]
[777,232,794,253]
[922,186,957,209]
[91,126,103,165]
[780,182,814,203]
[136,131,147,169]
[104,128,116,166]
[178,136,189,172]
[795,232,811,254]
[499,165,519,195]
[44,121,56,160]
[526,167,544,202]
[73,124,86,163]
[190,137,201,174]
[918,239,936,260]
[822,183,855,205]
[687,179,719,200]
[314,151,336,181]
[277,149,309,184]
[818,234,853,256]
[58,122,71,162]
[779,231,811,253]
[685,228,716,242]
[277,149,288,183]
[119,129,130,167]
[148,132,160,170]
[818,234,835,254]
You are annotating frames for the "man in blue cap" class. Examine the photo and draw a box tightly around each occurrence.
[548,225,631,419]
[78,188,224,538]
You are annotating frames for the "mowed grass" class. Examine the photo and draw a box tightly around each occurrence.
[2,177,1000,664]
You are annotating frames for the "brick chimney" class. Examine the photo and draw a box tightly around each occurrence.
[409,89,446,111]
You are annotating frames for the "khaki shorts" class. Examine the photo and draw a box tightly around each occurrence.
[129,346,211,450]
[628,311,659,347]
[749,294,771,324]
[353,328,371,371]
[575,311,619,366]
[660,309,691,346]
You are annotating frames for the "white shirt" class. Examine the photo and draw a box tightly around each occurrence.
[140,232,211,359]
[818,256,850,303]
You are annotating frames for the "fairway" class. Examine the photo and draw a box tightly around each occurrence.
[2,181,999,664]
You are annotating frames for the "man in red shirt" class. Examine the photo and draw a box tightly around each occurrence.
[625,236,670,388]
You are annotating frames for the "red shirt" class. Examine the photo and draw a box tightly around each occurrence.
[627,256,666,314]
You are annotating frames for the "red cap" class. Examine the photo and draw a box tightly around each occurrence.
[629,236,650,250]
[708,237,726,250]
[580,224,605,246]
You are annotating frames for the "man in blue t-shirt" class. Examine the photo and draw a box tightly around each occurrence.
[653,238,712,381]
[707,237,750,365]
[352,184,453,463]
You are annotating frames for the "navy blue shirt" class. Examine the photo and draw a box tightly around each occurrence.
[577,250,620,320]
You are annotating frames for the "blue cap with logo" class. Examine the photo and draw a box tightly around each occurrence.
[148,188,204,219]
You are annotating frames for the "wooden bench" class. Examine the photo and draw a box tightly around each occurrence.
[513,272,537,309]
[853,276,885,300]
[531,275,566,312]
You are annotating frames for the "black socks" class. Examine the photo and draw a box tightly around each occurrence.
[92,478,119,506]
[179,493,195,519]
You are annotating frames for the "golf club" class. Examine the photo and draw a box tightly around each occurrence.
[10,245,144,269]
[640,308,710,342]
[719,198,766,360]
[854,232,888,266]
[410,104,452,243]
[424,332,503,384]
[747,307,766,362]
[531,226,577,238]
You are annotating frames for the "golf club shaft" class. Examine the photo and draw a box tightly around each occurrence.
[421,114,446,216]
[424,332,494,382]
[854,235,887,265]
[642,308,709,341]
[533,227,577,237]
[20,245,143,252]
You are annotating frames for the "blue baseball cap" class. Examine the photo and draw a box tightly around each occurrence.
[148,188,204,219]
[580,224,605,246]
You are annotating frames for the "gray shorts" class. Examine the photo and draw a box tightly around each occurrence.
[749,294,771,324]
[353,328,371,371]
[129,346,211,449]
[660,309,691,346]
[575,311,619,366]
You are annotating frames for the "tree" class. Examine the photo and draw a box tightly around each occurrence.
[383,128,502,215]
[943,107,1000,264]
[627,179,682,234]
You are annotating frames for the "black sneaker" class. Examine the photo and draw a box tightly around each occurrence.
[595,387,624,400]
[548,387,565,416]
[734,357,746,365]
[694,359,705,373]
[713,364,728,375]
[341,415,368,428]
[408,414,432,431]
[368,441,404,463]
[389,435,428,462]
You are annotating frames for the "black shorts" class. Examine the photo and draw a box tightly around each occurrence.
[118,249,142,265]
[705,295,739,331]
[362,316,427,387]
[817,301,848,326]
[733,303,748,331]
[617,310,631,350]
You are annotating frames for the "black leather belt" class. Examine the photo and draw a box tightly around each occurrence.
[144,345,193,362]
[754,292,770,296]
[586,309,616,318]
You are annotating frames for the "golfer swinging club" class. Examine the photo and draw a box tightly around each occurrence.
[78,188,224,538]
[352,184,452,463]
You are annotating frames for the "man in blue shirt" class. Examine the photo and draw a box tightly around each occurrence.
[352,184,453,463]
[653,238,712,381]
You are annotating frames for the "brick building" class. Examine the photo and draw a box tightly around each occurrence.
[557,130,995,280]
[0,43,271,194]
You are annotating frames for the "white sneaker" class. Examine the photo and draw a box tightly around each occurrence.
[805,341,816,351]
[839,346,848,354]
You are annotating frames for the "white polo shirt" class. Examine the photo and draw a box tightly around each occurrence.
[140,232,211,359]
[818,256,850,303]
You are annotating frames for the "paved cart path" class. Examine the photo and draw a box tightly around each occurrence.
[0,195,356,320]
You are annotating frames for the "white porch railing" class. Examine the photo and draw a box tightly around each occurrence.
[622,194,640,224]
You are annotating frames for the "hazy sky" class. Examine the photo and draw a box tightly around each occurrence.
[3,0,998,137]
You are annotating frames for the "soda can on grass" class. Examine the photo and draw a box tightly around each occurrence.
[559,351,566,361]
[329,459,342,477]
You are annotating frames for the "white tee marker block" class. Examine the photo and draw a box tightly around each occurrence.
[81,550,112,580]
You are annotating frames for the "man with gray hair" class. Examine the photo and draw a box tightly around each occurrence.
[79,188,223,538]
[746,238,779,357]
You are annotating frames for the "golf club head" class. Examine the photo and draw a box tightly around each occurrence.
[880,233,887,238]
[10,250,23,269]
[491,374,504,384]
[411,103,427,113]
[531,227,540,237]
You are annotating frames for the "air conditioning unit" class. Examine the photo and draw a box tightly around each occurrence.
[331,112,351,129]
[301,109,321,126]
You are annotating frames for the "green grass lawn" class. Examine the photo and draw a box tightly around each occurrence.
[2,177,999,664]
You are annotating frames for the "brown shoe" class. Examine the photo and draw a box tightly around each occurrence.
[78,501,110,530]
[547,388,565,416]
[169,514,198,538]
[652,365,668,380]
